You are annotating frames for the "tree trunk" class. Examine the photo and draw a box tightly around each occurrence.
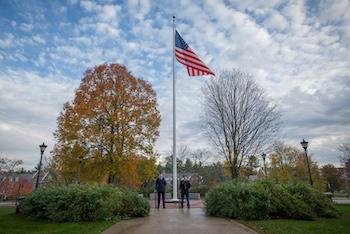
[231,165,239,179]
[108,174,115,184]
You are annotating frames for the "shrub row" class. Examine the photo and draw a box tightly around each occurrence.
[22,185,149,222]
[205,180,341,220]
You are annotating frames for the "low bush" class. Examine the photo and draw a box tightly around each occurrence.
[255,181,315,220]
[205,180,340,220]
[205,181,270,220]
[138,187,154,198]
[22,185,149,222]
[118,189,150,217]
[284,182,341,218]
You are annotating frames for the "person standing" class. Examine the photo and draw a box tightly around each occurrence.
[180,175,191,209]
[155,173,166,209]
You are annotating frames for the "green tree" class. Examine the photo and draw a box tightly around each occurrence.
[240,155,260,178]
[321,164,344,192]
[268,141,325,191]
[339,140,350,195]
[269,141,299,182]
[184,158,193,173]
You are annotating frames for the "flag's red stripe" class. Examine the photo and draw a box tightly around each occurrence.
[176,56,213,74]
[175,42,215,76]
[175,51,210,70]
[177,60,214,76]
[175,48,202,63]
[175,52,212,72]
[176,58,212,75]
[175,48,214,74]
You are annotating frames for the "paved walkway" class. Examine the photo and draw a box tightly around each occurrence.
[333,197,350,204]
[0,201,15,206]
[149,199,204,208]
[103,208,257,234]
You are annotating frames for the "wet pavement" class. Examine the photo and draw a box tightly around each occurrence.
[333,198,350,204]
[103,208,257,234]
[149,199,204,208]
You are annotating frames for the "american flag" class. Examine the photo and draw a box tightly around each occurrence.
[175,30,215,76]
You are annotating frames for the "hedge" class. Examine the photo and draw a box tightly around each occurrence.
[205,180,341,220]
[21,185,149,222]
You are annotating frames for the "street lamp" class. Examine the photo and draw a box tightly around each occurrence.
[300,139,313,187]
[261,153,267,178]
[35,142,47,189]
[77,156,83,184]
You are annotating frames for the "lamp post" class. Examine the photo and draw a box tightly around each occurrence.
[77,156,83,184]
[261,153,267,178]
[300,139,313,187]
[35,142,47,190]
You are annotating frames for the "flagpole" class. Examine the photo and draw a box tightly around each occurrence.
[172,15,177,201]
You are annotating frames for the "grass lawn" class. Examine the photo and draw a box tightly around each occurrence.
[241,205,350,234]
[0,206,116,234]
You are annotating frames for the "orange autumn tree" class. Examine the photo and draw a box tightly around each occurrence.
[51,64,161,186]
[268,141,325,191]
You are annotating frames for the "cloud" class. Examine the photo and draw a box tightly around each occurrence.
[80,0,121,23]
[127,0,152,20]
[263,10,289,31]
[0,69,78,167]
[0,33,15,48]
[19,23,34,31]
[318,0,350,45]
[0,0,349,169]
[32,35,46,45]
[38,52,46,66]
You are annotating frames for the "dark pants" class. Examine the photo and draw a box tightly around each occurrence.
[157,192,165,208]
[181,191,190,208]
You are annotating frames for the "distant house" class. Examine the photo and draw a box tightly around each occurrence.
[0,172,34,200]
[0,171,51,200]
[248,167,265,181]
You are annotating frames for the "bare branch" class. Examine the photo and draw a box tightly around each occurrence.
[203,69,281,179]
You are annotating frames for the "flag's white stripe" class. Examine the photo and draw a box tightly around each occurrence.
[175,44,215,76]
[176,56,213,73]
[175,54,212,72]
[175,47,200,59]
[175,50,203,65]
[177,60,212,75]
[175,51,210,70]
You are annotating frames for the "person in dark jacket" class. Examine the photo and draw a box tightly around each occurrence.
[155,173,166,208]
[180,175,191,208]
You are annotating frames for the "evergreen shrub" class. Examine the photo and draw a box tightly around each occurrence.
[205,180,340,220]
[22,184,149,222]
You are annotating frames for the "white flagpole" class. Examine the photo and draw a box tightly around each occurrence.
[172,15,177,200]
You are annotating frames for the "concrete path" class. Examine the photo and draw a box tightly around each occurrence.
[333,197,350,204]
[0,201,15,206]
[103,208,257,234]
[149,199,204,208]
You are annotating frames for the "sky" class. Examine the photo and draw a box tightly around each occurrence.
[0,0,349,169]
